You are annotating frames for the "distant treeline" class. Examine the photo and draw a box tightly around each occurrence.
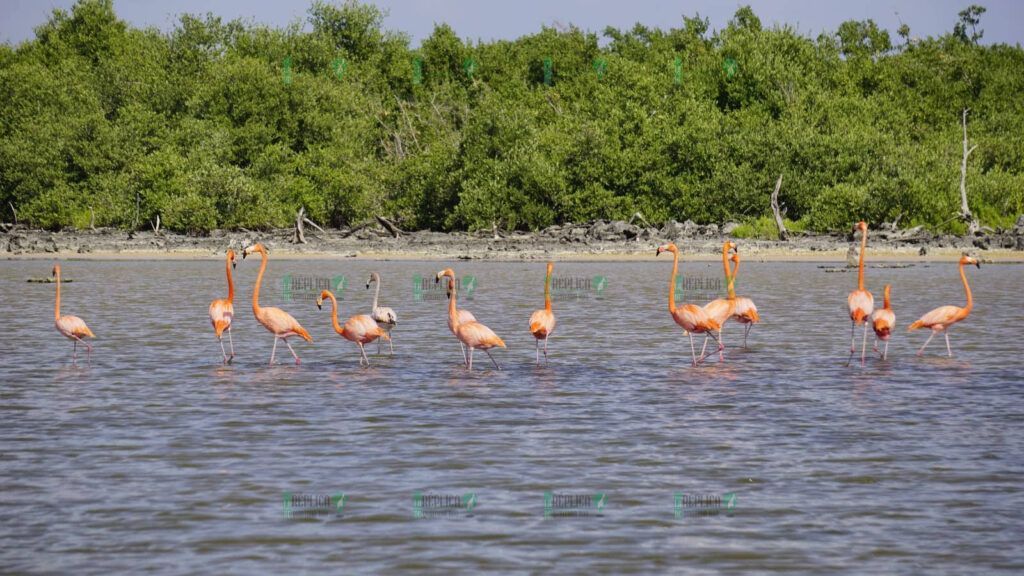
[0,0,1021,236]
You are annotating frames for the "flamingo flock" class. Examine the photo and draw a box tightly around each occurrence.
[48,228,984,369]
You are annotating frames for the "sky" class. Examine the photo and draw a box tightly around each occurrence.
[1,0,1021,47]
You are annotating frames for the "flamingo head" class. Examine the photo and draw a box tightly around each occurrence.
[730,252,740,264]
[853,221,868,234]
[960,254,980,268]
[435,268,455,285]
[655,243,678,256]
[366,271,380,289]
[241,243,266,259]
[316,289,333,310]
[51,264,59,277]
[226,249,237,269]
[546,261,554,275]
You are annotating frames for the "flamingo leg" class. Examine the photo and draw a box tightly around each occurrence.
[270,337,279,365]
[467,346,474,371]
[743,323,752,349]
[688,332,698,367]
[944,332,952,357]
[388,331,394,355]
[359,342,369,366]
[846,321,857,366]
[699,336,709,360]
[73,339,77,361]
[459,341,467,365]
[917,331,937,356]
[719,325,726,360]
[284,338,300,365]
[860,322,869,365]
[535,338,540,365]
[543,334,549,362]
[227,328,235,363]
[698,331,724,364]
[484,348,501,370]
[219,337,228,364]
[883,340,889,360]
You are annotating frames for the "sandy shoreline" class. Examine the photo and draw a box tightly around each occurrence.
[3,221,1023,262]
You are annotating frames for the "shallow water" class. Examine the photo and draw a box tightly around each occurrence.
[1,257,1022,574]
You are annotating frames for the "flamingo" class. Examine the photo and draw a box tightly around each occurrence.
[317,289,390,366]
[208,249,237,364]
[870,284,895,360]
[847,221,874,366]
[908,254,980,357]
[656,243,723,366]
[529,261,557,365]
[435,268,477,363]
[51,264,95,361]
[445,275,505,370]
[242,243,312,365]
[728,251,761,348]
[366,272,397,355]
[701,241,737,360]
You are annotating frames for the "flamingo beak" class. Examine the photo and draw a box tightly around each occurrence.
[975,261,981,269]
[316,298,323,310]
[231,260,236,270]
[242,250,248,260]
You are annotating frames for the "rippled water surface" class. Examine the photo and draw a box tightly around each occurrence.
[1,257,1022,574]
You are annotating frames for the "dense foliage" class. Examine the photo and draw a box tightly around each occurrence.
[1,1,1021,234]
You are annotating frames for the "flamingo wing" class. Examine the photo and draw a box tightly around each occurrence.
[57,315,95,339]
[344,314,388,343]
[909,305,961,331]
[457,308,476,323]
[870,308,896,336]
[732,297,760,323]
[458,321,506,349]
[848,290,874,321]
[209,299,234,336]
[373,306,397,325]
[676,304,720,333]
[259,307,312,341]
[702,298,733,325]
[529,309,556,337]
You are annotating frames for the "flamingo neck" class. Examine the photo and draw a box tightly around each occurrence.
[225,256,234,303]
[327,293,345,336]
[447,278,460,329]
[543,268,552,312]
[252,250,266,314]
[960,262,973,313]
[883,286,891,310]
[668,250,678,313]
[372,277,381,310]
[54,266,60,319]
[727,257,738,300]
[857,228,867,291]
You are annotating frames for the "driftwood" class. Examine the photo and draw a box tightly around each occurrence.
[8,202,16,225]
[770,174,788,241]
[959,108,980,235]
[89,207,96,231]
[293,206,307,244]
[628,211,649,227]
[151,214,161,235]
[339,220,375,238]
[376,215,403,238]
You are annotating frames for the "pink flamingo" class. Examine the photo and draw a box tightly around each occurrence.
[366,272,397,355]
[52,264,95,361]
[657,243,723,366]
[208,249,237,364]
[529,261,557,364]
[701,241,737,360]
[317,289,390,366]
[445,275,505,370]
[847,221,874,365]
[242,243,312,365]
[908,255,979,357]
[435,268,477,363]
[729,251,760,348]
[870,284,895,359]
